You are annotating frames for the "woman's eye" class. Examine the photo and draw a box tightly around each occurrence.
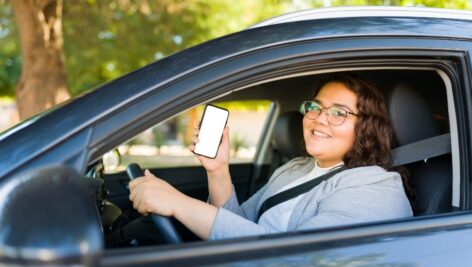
[308,104,321,111]
[331,108,347,117]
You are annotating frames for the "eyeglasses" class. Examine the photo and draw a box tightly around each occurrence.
[299,101,358,126]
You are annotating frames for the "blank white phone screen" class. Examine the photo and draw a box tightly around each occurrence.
[194,105,229,158]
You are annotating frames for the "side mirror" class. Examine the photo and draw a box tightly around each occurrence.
[0,165,103,266]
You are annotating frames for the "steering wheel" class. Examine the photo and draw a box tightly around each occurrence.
[126,163,182,244]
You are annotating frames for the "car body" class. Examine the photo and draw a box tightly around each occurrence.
[1,6,472,266]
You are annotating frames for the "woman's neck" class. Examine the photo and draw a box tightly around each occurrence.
[315,159,344,169]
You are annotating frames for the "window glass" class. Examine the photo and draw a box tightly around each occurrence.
[105,100,272,173]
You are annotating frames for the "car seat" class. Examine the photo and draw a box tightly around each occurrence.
[251,111,304,194]
[271,111,305,164]
[387,83,452,215]
[270,82,453,216]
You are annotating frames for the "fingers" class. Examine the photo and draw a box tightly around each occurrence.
[129,170,152,204]
[192,128,200,144]
[129,177,142,203]
[219,126,230,149]
[129,169,156,190]
[128,172,180,217]
[129,170,164,215]
[189,135,199,151]
[189,127,200,152]
[133,194,142,211]
[129,177,142,192]
[130,184,142,210]
[129,178,150,215]
[222,127,229,142]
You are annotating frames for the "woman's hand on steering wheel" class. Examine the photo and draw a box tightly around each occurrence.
[129,169,184,217]
[127,164,182,244]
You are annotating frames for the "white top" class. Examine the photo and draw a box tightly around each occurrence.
[258,161,343,232]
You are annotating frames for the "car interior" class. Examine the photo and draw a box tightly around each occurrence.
[96,68,455,248]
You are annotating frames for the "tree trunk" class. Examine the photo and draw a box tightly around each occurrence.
[12,0,69,120]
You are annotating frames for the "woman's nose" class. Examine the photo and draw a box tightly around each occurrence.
[314,109,329,125]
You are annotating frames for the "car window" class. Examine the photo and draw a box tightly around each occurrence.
[104,100,272,173]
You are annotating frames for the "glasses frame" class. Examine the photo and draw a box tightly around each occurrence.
[299,100,358,126]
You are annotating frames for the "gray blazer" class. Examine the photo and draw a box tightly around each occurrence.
[209,157,413,240]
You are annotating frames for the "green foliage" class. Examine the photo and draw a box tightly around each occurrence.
[231,133,247,156]
[61,0,290,96]
[152,127,165,154]
[0,5,21,97]
[0,0,470,98]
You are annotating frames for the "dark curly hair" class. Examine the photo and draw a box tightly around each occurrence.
[311,73,415,206]
[312,73,392,168]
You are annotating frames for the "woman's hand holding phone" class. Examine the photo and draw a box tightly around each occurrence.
[192,126,233,207]
[190,104,233,206]
[190,127,230,174]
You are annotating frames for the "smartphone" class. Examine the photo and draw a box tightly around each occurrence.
[193,104,229,158]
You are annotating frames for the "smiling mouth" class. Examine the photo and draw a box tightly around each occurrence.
[312,130,330,138]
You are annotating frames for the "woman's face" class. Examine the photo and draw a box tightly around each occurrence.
[303,81,358,168]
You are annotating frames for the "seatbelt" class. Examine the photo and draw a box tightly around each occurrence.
[256,133,451,221]
[257,166,347,221]
[392,133,451,167]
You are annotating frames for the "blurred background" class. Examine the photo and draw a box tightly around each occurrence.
[1,0,470,169]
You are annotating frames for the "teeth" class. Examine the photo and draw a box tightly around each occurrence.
[312,130,329,138]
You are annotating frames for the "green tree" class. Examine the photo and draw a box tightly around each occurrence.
[1,0,471,120]
[0,5,21,98]
[231,133,247,157]
[1,0,290,119]
[152,127,166,155]
[12,0,70,119]
[61,0,290,96]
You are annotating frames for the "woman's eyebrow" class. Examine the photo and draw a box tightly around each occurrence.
[333,103,355,112]
[313,99,355,112]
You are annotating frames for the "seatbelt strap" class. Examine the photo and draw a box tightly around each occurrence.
[392,133,451,167]
[256,133,451,221]
[257,166,347,221]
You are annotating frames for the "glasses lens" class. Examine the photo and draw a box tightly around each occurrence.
[327,106,348,125]
[300,101,321,119]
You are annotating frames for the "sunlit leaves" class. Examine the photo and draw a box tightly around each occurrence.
[0,0,470,98]
[0,5,20,97]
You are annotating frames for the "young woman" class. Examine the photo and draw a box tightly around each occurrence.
[129,73,413,240]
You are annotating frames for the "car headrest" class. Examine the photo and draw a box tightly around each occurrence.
[273,111,305,159]
[387,83,440,146]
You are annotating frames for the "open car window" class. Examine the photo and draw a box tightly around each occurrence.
[104,100,273,173]
[100,66,458,244]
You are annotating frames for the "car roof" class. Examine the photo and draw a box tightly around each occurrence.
[251,6,472,28]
